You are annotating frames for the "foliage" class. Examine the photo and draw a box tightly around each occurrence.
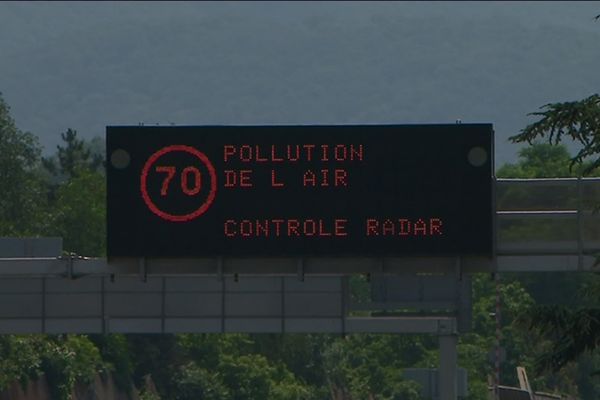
[322,335,427,399]
[177,334,318,400]
[139,389,162,400]
[502,91,600,398]
[45,167,106,256]
[42,128,104,181]
[218,353,304,400]
[0,92,46,235]
[89,334,135,393]
[516,274,600,377]
[172,362,230,400]
[40,335,106,400]
[250,334,332,389]
[0,335,45,390]
[497,142,591,178]
[468,135,600,397]
[520,305,600,372]
[125,334,179,397]
[509,94,600,175]
[507,93,600,370]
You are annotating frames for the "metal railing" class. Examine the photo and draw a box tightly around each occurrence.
[495,177,600,271]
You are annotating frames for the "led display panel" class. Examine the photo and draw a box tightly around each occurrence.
[107,124,493,258]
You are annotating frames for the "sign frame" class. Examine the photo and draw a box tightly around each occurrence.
[106,123,495,268]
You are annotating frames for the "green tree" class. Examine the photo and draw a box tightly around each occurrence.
[506,91,600,398]
[172,362,230,400]
[218,353,314,400]
[250,334,332,390]
[40,335,106,400]
[43,128,103,180]
[0,335,45,390]
[0,92,46,235]
[465,140,600,397]
[47,168,106,256]
[176,334,319,400]
[322,335,425,400]
[89,334,135,394]
[509,94,600,175]
[39,128,107,255]
[125,334,180,398]
[497,142,591,178]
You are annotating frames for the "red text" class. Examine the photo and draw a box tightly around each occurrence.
[155,166,202,196]
[303,169,348,187]
[224,170,253,188]
[365,218,443,236]
[224,218,348,237]
[223,144,364,163]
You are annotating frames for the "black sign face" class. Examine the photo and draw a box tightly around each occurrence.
[107,124,493,258]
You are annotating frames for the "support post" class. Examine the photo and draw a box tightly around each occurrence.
[577,177,584,270]
[297,258,305,282]
[439,334,458,400]
[217,256,224,281]
[139,257,147,282]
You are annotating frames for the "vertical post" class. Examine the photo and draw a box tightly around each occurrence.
[41,277,46,334]
[161,277,166,333]
[139,257,147,282]
[439,333,458,400]
[297,258,304,282]
[577,177,584,270]
[101,277,107,334]
[217,256,224,281]
[220,275,226,333]
[341,276,348,336]
[494,272,502,400]
[492,176,499,399]
[281,276,286,333]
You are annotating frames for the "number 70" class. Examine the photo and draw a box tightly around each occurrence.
[155,166,202,196]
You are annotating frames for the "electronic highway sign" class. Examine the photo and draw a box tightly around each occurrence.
[107,124,493,258]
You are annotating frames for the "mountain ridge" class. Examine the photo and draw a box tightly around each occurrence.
[1,3,598,165]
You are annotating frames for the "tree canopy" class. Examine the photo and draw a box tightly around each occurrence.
[0,92,48,236]
[510,93,600,175]
[497,142,591,178]
[507,87,600,381]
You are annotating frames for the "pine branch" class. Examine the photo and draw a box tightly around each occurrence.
[510,94,600,175]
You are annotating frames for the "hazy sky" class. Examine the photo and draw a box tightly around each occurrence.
[1,1,599,165]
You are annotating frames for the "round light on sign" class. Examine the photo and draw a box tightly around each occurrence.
[468,147,488,167]
[111,149,131,169]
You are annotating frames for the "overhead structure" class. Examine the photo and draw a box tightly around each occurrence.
[2,124,599,400]
[2,174,599,400]
[107,124,494,263]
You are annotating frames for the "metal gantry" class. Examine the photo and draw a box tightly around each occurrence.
[1,177,599,400]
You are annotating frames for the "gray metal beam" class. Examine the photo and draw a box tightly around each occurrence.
[0,256,496,276]
[0,274,461,334]
[345,317,456,334]
[1,253,597,276]
[0,237,62,257]
[439,334,458,400]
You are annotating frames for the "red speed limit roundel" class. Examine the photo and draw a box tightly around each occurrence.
[140,145,217,222]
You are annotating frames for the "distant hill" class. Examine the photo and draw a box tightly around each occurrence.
[0,2,598,165]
